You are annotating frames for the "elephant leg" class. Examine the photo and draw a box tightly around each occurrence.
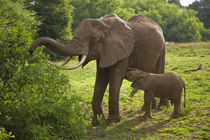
[172,96,181,118]
[130,89,138,97]
[156,47,169,107]
[151,97,157,109]
[107,59,128,123]
[143,90,154,118]
[92,64,109,125]
[141,97,156,110]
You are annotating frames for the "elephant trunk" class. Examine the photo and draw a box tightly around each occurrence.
[28,37,88,56]
[28,37,88,70]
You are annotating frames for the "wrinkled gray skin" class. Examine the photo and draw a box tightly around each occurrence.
[125,69,186,118]
[29,14,168,125]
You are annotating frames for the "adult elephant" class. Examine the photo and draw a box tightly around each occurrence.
[29,14,168,125]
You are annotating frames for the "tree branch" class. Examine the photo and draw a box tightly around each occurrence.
[184,64,203,72]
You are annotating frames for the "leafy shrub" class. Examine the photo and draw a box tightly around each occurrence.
[0,1,87,139]
[0,127,15,140]
[201,28,210,41]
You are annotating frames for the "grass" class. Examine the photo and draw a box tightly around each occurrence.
[56,42,210,140]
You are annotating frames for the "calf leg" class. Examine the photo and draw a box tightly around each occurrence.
[172,98,181,118]
[142,97,156,110]
[143,91,154,118]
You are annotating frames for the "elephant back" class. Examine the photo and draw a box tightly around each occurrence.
[128,14,159,27]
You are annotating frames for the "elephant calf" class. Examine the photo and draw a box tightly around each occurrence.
[125,69,186,118]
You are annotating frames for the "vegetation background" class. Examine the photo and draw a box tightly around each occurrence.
[0,0,209,139]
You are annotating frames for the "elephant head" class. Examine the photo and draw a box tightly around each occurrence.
[29,14,135,69]
[125,69,151,90]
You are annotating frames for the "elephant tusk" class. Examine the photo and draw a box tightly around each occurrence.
[60,55,87,70]
[60,56,71,67]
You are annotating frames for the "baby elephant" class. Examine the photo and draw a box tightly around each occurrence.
[125,69,186,118]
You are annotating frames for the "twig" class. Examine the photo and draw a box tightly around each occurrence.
[184,64,203,72]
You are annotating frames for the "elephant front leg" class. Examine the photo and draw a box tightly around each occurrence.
[143,91,154,119]
[141,97,156,111]
[107,59,128,123]
[92,66,109,125]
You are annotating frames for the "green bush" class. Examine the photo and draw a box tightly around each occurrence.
[0,1,87,139]
[0,127,15,140]
[201,28,210,41]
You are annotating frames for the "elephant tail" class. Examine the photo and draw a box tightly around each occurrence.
[181,78,186,108]
[184,83,186,108]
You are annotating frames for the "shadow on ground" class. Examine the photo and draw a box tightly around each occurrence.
[85,108,172,139]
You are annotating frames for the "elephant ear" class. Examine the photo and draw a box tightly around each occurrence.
[88,19,110,41]
[98,14,135,68]
[131,71,149,90]
[131,80,145,90]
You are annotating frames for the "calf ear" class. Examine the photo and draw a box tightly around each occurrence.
[131,81,141,90]
[131,80,147,90]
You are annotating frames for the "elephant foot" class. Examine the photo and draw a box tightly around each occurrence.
[91,117,100,126]
[143,113,152,119]
[91,114,106,126]
[151,102,157,109]
[141,104,145,111]
[107,115,121,124]
[171,113,181,118]
[141,104,156,111]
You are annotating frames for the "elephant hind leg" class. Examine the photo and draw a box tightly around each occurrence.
[156,47,170,107]
[172,98,181,118]
[155,44,165,74]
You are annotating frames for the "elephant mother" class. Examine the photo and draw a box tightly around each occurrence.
[29,14,167,125]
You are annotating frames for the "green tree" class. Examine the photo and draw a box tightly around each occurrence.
[188,0,210,28]
[71,0,90,31]
[168,0,181,7]
[0,1,87,139]
[25,0,74,41]
[124,0,204,42]
[167,9,204,42]
[23,0,74,59]
[188,0,210,41]
[71,0,135,31]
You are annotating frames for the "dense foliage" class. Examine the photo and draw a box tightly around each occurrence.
[17,0,205,43]
[24,0,74,41]
[188,0,210,41]
[123,0,204,42]
[188,0,210,28]
[70,0,134,31]
[0,1,87,139]
[168,0,181,6]
[70,0,204,42]
[22,0,74,59]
